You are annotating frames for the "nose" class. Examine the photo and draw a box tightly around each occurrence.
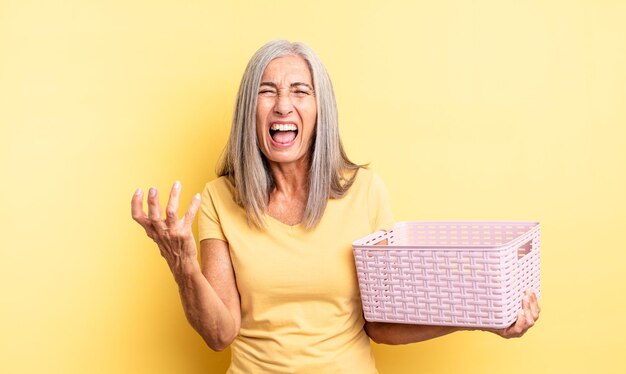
[273,91,294,116]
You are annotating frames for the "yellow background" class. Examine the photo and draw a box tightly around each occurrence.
[2,0,625,373]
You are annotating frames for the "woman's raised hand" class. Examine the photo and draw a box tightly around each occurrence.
[131,181,202,276]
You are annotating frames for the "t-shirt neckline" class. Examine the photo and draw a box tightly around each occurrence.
[264,213,305,232]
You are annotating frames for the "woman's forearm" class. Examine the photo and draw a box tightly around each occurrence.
[173,263,238,351]
[365,321,466,345]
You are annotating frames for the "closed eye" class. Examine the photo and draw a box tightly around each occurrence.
[292,89,313,97]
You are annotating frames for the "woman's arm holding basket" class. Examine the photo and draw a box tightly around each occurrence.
[365,289,540,344]
[365,322,463,345]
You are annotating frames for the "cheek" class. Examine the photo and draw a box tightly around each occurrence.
[301,102,317,124]
[256,97,275,117]
[255,103,266,122]
[255,103,270,136]
[303,107,317,140]
[256,124,263,142]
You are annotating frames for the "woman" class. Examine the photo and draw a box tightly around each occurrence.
[131,40,540,373]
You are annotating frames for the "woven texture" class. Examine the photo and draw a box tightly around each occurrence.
[352,222,540,328]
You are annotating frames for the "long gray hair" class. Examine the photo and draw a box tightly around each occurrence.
[218,40,361,229]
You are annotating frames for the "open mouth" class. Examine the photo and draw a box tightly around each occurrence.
[269,123,298,145]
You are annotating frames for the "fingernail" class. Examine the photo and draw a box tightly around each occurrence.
[174,181,181,190]
[523,295,530,303]
[134,188,142,196]
[194,193,201,200]
[149,187,156,197]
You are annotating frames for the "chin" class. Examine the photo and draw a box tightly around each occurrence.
[266,154,305,165]
[262,148,310,166]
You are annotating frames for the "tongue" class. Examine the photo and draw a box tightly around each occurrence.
[272,131,296,144]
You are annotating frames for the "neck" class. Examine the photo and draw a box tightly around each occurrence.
[268,157,310,198]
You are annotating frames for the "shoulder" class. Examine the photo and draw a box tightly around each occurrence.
[204,176,234,195]
[202,176,237,207]
[336,167,389,204]
[350,167,386,192]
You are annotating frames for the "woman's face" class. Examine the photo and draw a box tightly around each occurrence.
[255,54,317,167]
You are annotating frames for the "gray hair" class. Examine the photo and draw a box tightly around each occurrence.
[218,40,361,229]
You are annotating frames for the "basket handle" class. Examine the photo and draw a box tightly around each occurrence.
[353,230,389,247]
[374,238,388,246]
[517,238,534,260]
[371,230,389,246]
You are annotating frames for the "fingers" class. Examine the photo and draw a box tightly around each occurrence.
[522,293,535,328]
[131,188,158,240]
[502,309,527,339]
[147,187,168,232]
[528,289,540,321]
[134,183,200,242]
[184,193,202,226]
[165,181,181,225]
[134,183,200,228]
[511,290,538,337]
[516,308,529,335]
[131,188,149,226]
[497,289,541,339]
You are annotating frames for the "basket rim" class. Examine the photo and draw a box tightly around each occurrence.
[352,220,540,251]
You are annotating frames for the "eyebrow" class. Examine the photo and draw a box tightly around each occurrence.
[259,82,314,90]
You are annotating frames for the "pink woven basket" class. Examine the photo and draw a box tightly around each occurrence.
[352,221,540,328]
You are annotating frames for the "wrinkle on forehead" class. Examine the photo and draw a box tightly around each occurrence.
[259,81,314,91]
[261,55,313,87]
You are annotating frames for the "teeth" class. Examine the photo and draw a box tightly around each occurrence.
[270,123,297,131]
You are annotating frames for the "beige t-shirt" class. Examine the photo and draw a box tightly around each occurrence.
[198,168,394,373]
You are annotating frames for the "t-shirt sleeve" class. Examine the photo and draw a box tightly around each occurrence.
[367,172,395,232]
[198,182,227,242]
